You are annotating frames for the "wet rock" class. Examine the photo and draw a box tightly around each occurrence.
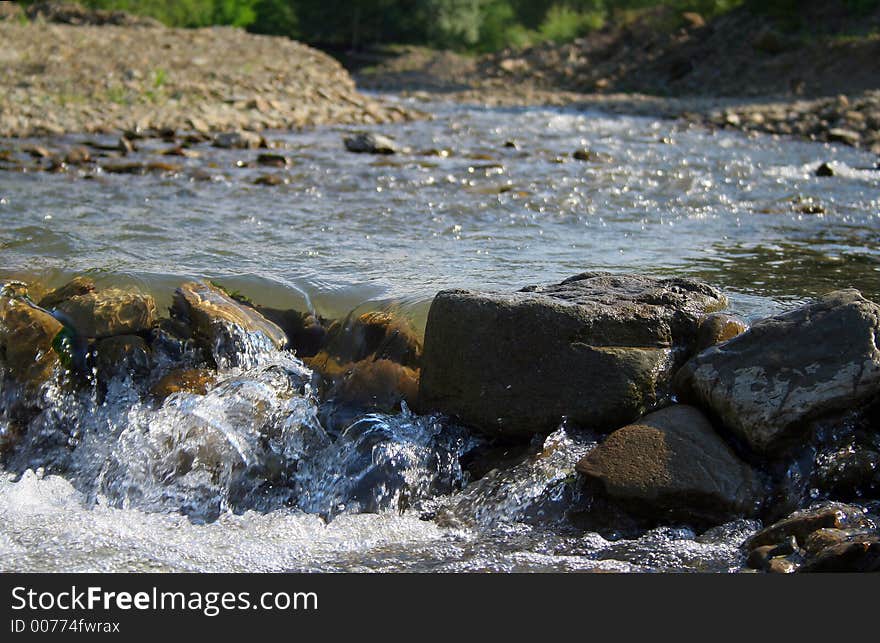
[101,161,181,175]
[64,146,91,165]
[798,537,880,572]
[572,149,609,162]
[171,281,287,357]
[150,368,214,401]
[434,427,593,528]
[323,311,422,368]
[38,276,97,309]
[576,405,760,524]
[92,335,151,382]
[118,136,135,156]
[815,162,836,177]
[255,307,326,358]
[693,312,748,353]
[213,130,265,150]
[256,153,290,167]
[744,503,879,573]
[827,128,861,146]
[0,292,65,390]
[813,444,880,500]
[675,290,880,454]
[747,503,872,549]
[321,358,419,412]
[344,132,397,154]
[253,174,285,186]
[47,283,157,338]
[419,272,726,438]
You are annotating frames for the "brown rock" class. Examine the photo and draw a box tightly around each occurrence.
[0,292,65,390]
[150,368,214,401]
[52,287,156,338]
[171,281,287,355]
[576,405,760,523]
[693,312,748,353]
[747,503,871,549]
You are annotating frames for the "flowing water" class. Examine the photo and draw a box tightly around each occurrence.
[0,97,878,572]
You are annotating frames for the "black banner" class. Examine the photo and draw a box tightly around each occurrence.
[0,573,875,637]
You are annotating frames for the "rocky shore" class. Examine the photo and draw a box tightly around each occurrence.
[0,5,415,138]
[357,4,880,155]
[2,270,878,572]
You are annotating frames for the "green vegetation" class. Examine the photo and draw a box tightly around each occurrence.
[16,0,880,51]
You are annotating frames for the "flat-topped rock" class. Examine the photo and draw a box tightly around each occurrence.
[675,289,880,454]
[418,272,726,437]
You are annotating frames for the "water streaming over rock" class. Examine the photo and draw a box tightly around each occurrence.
[2,98,878,571]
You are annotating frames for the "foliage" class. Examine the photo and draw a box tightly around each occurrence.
[17,0,880,51]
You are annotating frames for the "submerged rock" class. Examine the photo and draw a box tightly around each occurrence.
[418,272,726,437]
[576,405,760,524]
[171,281,287,359]
[213,130,265,150]
[343,132,397,154]
[675,289,880,454]
[306,310,423,418]
[323,310,422,368]
[38,276,95,309]
[256,306,327,357]
[316,357,419,413]
[0,291,65,390]
[47,283,157,338]
[433,427,593,528]
[92,334,151,382]
[149,368,214,401]
[747,502,872,550]
[744,503,879,572]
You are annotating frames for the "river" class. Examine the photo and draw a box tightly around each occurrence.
[1,97,878,571]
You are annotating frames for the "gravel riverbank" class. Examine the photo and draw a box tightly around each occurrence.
[0,19,416,138]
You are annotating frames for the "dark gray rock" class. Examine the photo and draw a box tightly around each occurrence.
[418,272,726,437]
[675,289,880,454]
[575,405,760,523]
[343,132,397,154]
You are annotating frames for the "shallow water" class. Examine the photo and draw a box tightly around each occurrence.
[0,97,878,572]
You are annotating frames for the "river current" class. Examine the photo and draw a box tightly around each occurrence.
[0,97,878,572]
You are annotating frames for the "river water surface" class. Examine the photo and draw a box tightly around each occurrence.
[0,97,878,571]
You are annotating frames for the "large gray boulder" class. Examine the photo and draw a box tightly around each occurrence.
[575,405,760,523]
[418,272,726,437]
[675,289,880,454]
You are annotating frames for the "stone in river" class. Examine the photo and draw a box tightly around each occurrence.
[213,130,265,150]
[0,287,66,391]
[675,290,880,454]
[171,281,288,357]
[815,162,835,177]
[343,132,397,154]
[418,272,726,437]
[46,281,157,338]
[575,405,760,523]
[92,334,151,382]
